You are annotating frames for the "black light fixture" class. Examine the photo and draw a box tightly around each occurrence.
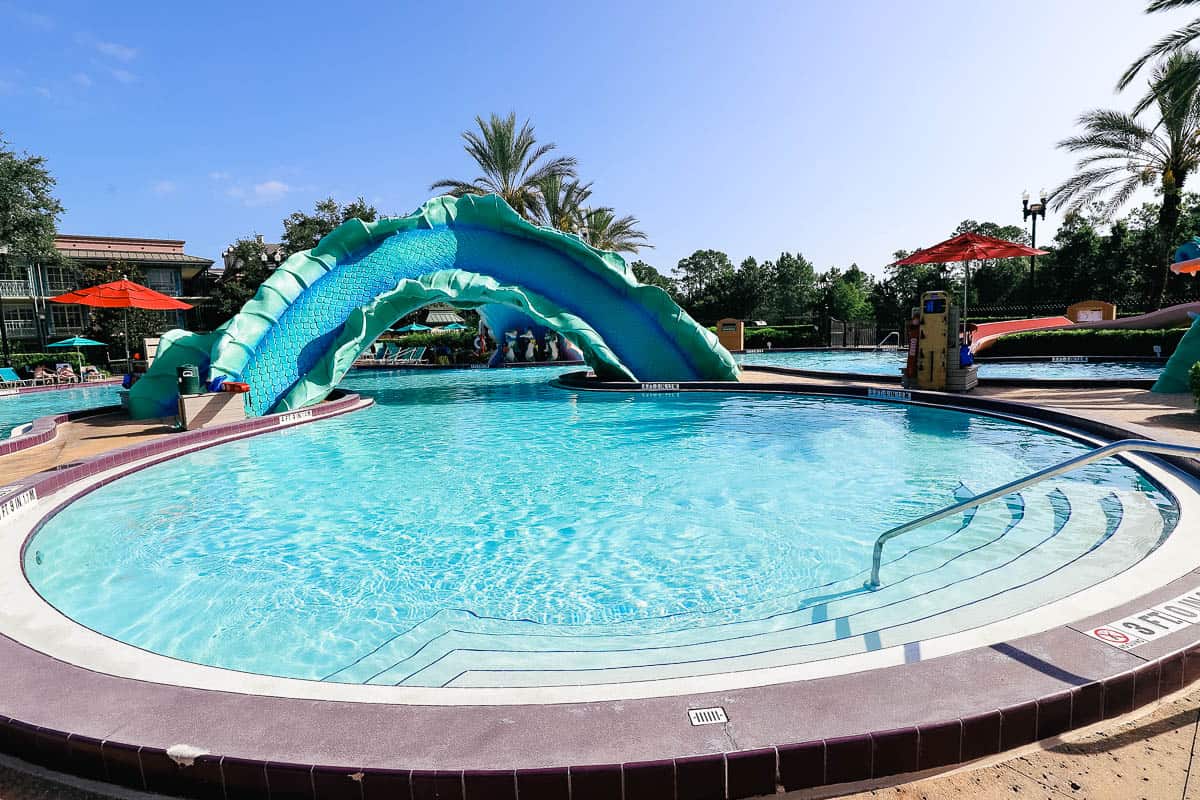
[1022,189,1048,318]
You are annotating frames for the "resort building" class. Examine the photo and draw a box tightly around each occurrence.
[217,234,286,282]
[0,234,214,351]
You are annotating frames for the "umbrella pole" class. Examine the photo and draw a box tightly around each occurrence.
[123,309,131,373]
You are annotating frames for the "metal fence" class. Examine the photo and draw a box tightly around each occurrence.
[829,318,877,348]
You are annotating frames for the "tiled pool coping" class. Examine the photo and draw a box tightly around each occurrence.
[1,376,1199,799]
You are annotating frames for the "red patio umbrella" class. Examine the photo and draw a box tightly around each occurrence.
[50,278,192,370]
[893,232,1047,320]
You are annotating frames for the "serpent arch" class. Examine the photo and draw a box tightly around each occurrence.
[129,194,738,418]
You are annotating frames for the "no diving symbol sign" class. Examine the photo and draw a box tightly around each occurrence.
[1091,627,1139,647]
[1083,589,1200,651]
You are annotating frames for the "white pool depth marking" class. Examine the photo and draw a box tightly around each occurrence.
[1084,588,1200,650]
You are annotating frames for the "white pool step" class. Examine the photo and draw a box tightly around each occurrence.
[322,482,1169,687]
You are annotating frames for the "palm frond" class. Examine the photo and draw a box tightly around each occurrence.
[1119,18,1200,90]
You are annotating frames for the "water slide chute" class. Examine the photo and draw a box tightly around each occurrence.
[130,195,737,418]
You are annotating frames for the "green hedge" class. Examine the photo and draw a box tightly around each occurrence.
[744,325,823,348]
[986,328,1186,357]
[380,330,477,350]
[6,352,87,373]
[1191,362,1200,411]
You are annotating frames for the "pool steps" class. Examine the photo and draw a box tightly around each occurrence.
[313,483,1170,687]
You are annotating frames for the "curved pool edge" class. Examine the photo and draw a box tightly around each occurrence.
[0,404,123,457]
[740,363,1160,390]
[2,377,1200,798]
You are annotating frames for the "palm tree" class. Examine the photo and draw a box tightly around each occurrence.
[430,113,577,220]
[536,174,592,233]
[581,207,651,254]
[1119,0,1200,111]
[1053,50,1200,306]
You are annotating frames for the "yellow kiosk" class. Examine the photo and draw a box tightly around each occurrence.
[903,290,978,392]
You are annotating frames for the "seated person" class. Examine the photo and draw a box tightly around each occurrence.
[81,365,101,381]
[56,363,78,382]
[32,364,56,383]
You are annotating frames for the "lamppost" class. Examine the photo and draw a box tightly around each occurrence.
[1022,189,1048,318]
[0,244,9,367]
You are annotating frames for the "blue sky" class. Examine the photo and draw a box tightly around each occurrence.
[0,1,1191,277]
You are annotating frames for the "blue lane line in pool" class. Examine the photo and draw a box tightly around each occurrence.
[1099,492,1124,545]
[1005,494,1026,534]
[1048,487,1071,535]
[1155,503,1182,550]
[429,489,1154,687]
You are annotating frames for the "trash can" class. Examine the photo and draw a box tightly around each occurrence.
[176,364,202,396]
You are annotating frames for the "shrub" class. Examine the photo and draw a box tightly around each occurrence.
[379,330,477,350]
[1191,362,1200,411]
[6,352,87,374]
[985,328,1186,358]
[744,325,822,348]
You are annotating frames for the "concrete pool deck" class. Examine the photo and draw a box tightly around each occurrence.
[3,373,1200,799]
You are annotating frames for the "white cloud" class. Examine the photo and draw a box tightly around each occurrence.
[109,68,136,84]
[72,72,92,88]
[253,180,290,201]
[35,86,51,98]
[227,179,295,206]
[208,171,231,181]
[151,180,176,195]
[75,33,137,62]
[95,39,137,61]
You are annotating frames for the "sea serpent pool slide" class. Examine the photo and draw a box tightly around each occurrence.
[130,194,738,418]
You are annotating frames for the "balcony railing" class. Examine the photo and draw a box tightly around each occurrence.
[3,321,37,338]
[0,280,33,298]
[45,281,75,294]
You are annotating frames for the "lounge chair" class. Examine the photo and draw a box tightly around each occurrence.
[395,346,426,365]
[0,367,33,388]
[353,343,384,367]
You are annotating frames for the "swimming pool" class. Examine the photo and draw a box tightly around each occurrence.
[22,367,1179,690]
[0,383,121,436]
[739,350,1164,380]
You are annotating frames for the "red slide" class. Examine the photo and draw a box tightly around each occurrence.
[971,301,1200,353]
[972,316,1073,353]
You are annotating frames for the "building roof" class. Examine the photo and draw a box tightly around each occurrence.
[54,234,214,280]
[424,303,465,325]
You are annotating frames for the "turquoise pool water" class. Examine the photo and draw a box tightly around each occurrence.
[24,368,1176,686]
[739,350,1164,380]
[0,384,121,436]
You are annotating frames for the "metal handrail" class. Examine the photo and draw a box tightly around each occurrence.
[866,439,1200,589]
[876,331,900,350]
